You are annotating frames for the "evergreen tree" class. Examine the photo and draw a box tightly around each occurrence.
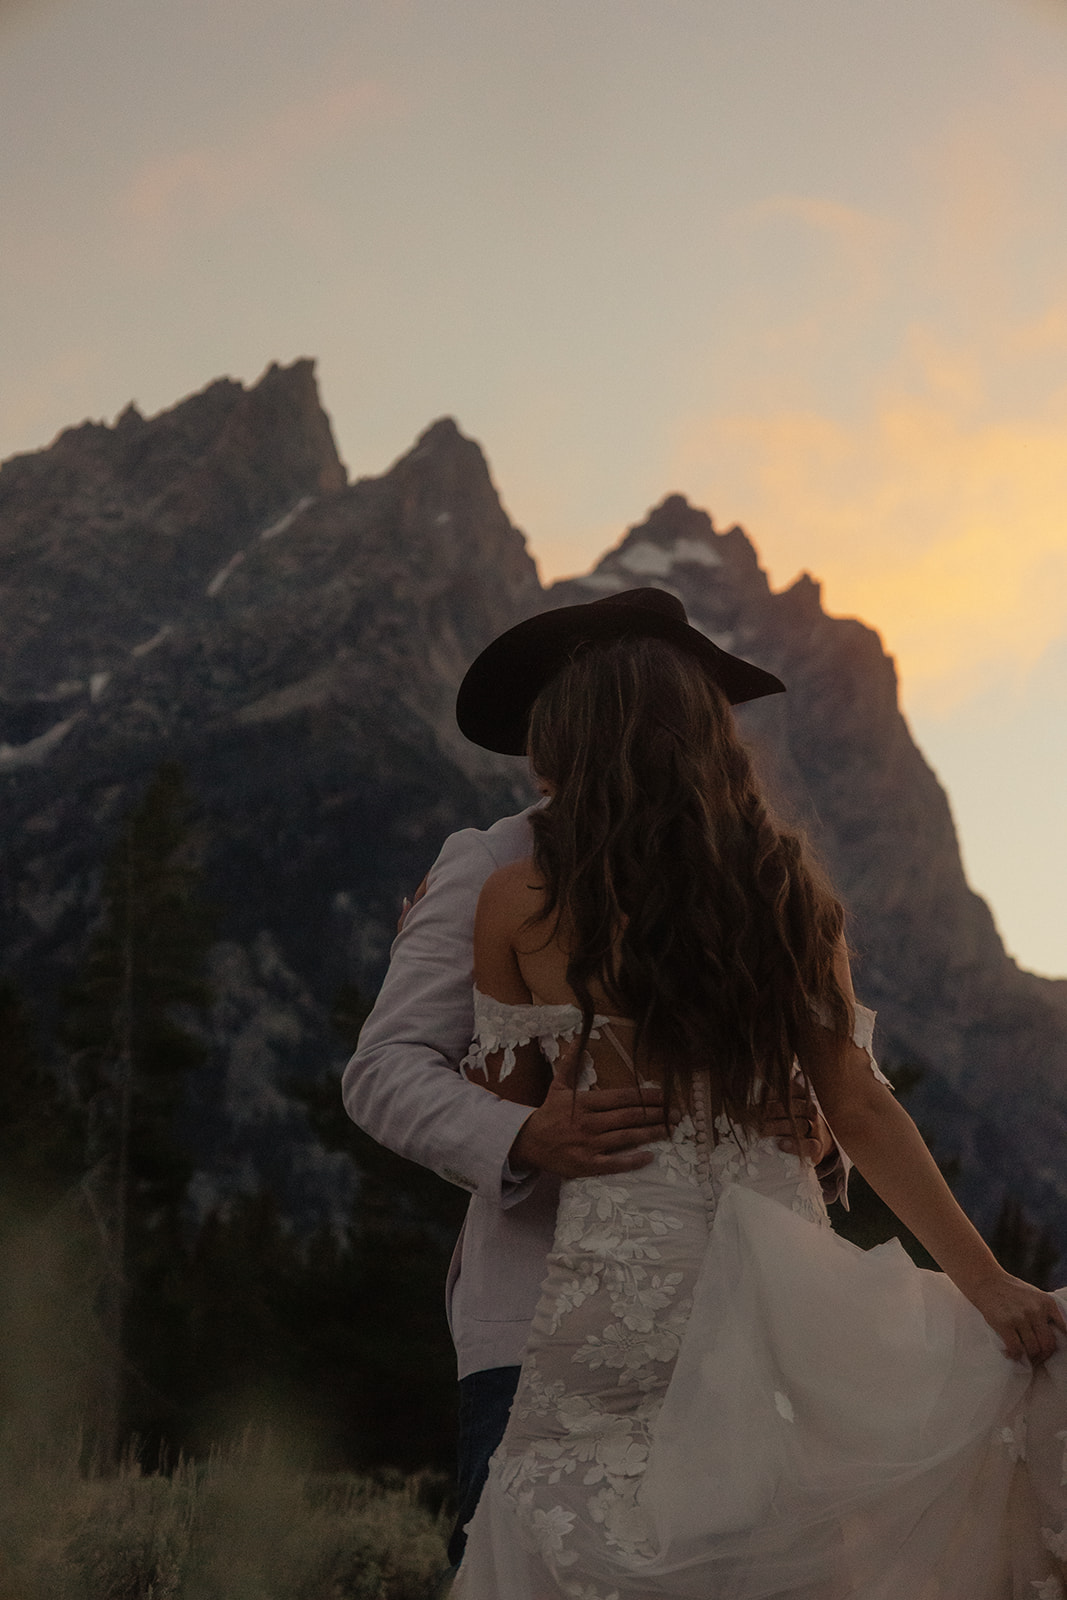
[990,1193,1060,1289]
[141,974,465,1472]
[180,1189,308,1453]
[0,978,84,1217]
[62,762,214,1459]
[281,987,468,1471]
[0,979,102,1465]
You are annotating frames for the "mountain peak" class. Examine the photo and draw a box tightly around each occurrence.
[114,400,144,431]
[0,359,348,694]
[644,493,708,536]
[580,493,767,596]
[415,417,464,447]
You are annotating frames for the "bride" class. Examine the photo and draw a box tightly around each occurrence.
[451,589,1067,1599]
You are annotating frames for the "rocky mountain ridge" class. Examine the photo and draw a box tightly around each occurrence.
[2,360,1065,1245]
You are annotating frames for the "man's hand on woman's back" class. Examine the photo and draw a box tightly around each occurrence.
[509,1037,677,1179]
[510,1040,834,1178]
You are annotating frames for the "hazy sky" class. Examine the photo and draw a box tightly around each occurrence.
[3,0,1066,974]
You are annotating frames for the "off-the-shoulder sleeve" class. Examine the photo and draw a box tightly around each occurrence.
[851,1003,892,1087]
[461,990,539,1082]
[461,989,599,1082]
[809,1000,893,1089]
[852,1004,893,1088]
[851,998,895,1088]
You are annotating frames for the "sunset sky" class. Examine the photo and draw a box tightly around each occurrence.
[3,0,1066,975]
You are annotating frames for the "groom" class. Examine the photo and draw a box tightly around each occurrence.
[341,589,844,1565]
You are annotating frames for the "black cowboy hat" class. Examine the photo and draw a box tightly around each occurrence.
[456,586,785,755]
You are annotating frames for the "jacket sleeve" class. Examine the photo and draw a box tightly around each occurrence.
[341,825,537,1207]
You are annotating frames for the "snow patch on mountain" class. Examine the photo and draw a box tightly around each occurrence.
[617,541,675,577]
[578,572,628,592]
[131,623,173,657]
[0,714,80,769]
[617,537,724,578]
[260,495,316,541]
[206,550,246,597]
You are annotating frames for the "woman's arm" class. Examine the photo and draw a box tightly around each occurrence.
[465,866,553,1108]
[801,953,1065,1364]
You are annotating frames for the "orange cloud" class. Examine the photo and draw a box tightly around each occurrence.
[673,382,1067,712]
[1004,300,1067,359]
[668,86,1067,717]
[117,77,399,239]
[736,194,897,311]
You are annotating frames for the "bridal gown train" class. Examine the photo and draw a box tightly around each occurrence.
[453,994,1067,1600]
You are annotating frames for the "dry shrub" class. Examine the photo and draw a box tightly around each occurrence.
[0,1436,448,1600]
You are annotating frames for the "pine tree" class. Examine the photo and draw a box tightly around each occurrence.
[990,1194,1060,1289]
[0,979,102,1466]
[0,978,84,1217]
[62,762,213,1460]
[279,986,468,1470]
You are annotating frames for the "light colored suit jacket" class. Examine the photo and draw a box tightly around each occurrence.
[342,807,555,1378]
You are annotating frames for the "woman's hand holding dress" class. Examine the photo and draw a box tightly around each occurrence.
[812,1062,1066,1363]
[954,1264,1065,1364]
[802,951,1067,1365]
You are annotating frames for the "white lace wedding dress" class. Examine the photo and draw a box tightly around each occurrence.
[453,993,1067,1600]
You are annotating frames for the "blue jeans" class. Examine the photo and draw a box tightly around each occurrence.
[446,1364,522,1568]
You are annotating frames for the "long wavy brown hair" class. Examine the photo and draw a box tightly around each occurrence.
[526,634,854,1134]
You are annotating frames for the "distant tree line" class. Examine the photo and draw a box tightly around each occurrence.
[1,763,464,1478]
[0,764,1059,1480]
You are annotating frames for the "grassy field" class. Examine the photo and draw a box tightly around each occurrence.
[0,1436,449,1600]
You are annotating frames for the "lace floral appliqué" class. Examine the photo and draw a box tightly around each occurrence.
[460,988,606,1082]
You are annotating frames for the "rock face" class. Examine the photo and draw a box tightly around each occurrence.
[2,361,1065,1244]
[0,360,347,703]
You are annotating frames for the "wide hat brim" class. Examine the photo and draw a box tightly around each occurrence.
[456,587,785,755]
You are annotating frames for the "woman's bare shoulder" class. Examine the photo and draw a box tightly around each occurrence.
[477,857,546,926]
[472,858,549,1002]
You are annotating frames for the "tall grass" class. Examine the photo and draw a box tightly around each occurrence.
[1,1205,449,1599]
[0,1435,449,1599]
